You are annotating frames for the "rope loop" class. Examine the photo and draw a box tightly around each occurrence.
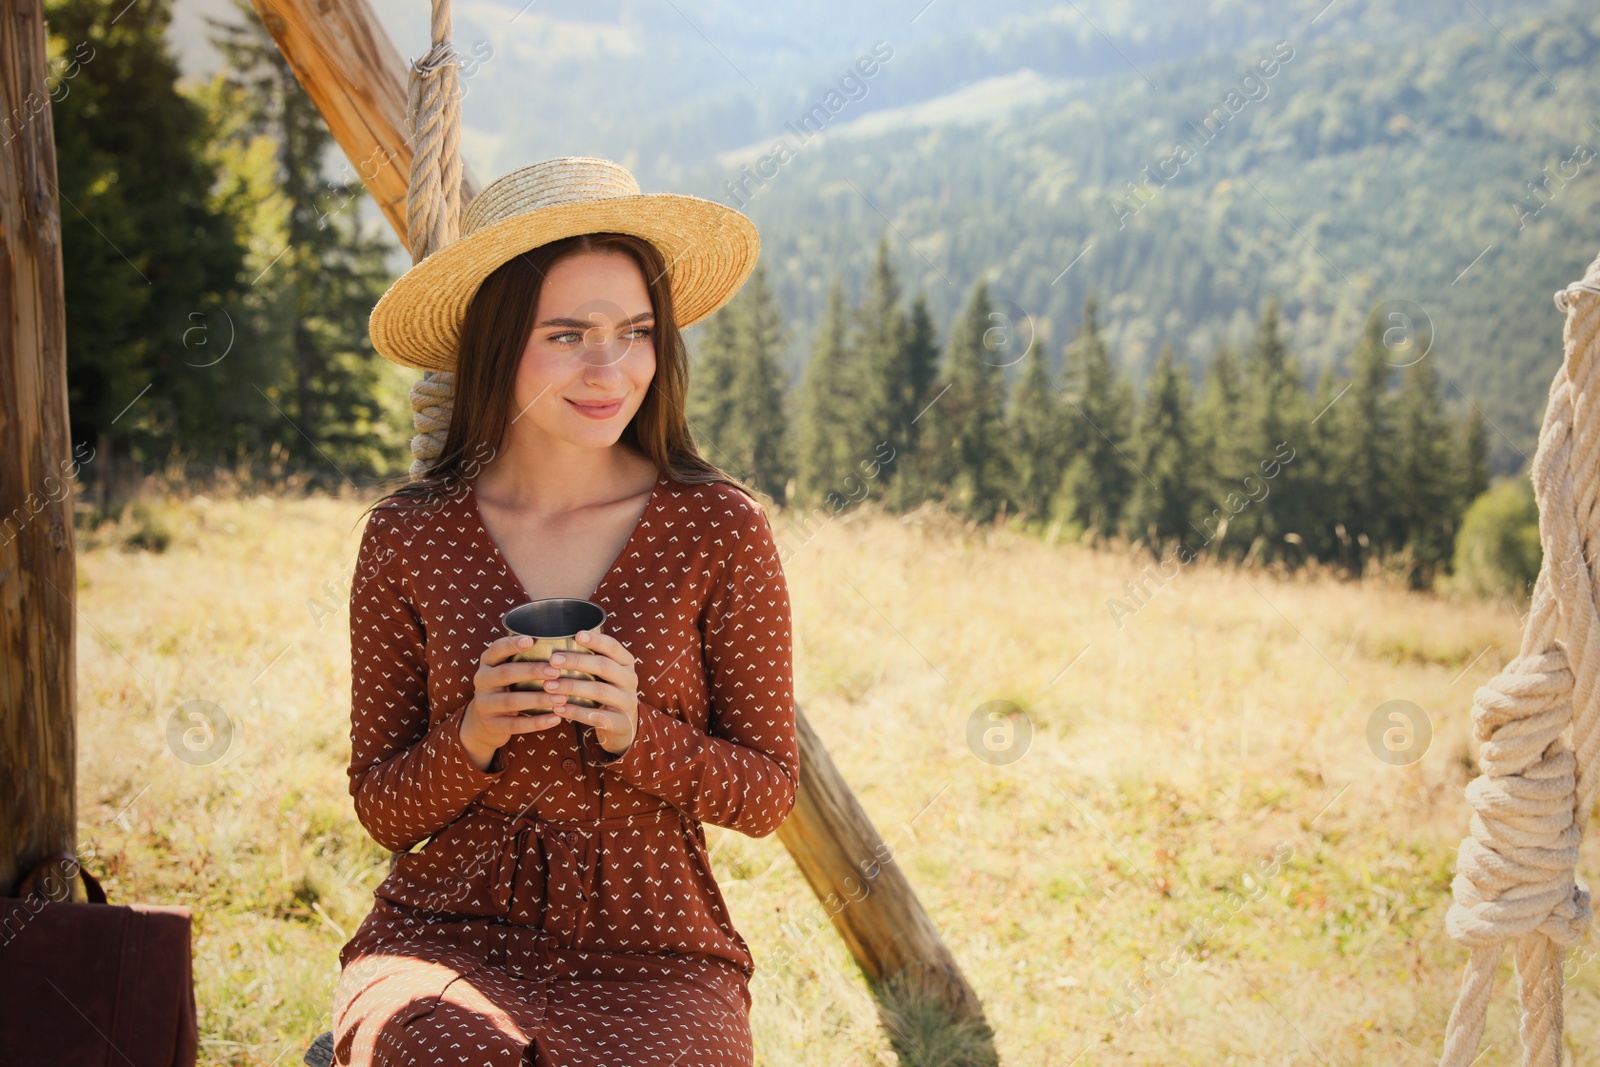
[403,0,464,477]
[1554,280,1600,314]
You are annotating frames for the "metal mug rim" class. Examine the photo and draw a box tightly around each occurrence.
[501,597,607,638]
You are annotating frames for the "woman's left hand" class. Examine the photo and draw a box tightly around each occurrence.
[543,629,639,756]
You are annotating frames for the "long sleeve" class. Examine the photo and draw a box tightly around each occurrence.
[583,496,798,837]
[347,508,502,853]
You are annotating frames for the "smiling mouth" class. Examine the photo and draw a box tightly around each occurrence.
[566,397,624,418]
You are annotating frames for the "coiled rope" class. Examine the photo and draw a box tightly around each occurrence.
[403,0,463,477]
[1439,247,1600,1066]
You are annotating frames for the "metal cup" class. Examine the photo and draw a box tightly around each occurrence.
[502,598,607,709]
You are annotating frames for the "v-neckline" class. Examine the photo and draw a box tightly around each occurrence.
[466,471,668,604]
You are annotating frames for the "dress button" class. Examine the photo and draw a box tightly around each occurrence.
[562,757,578,772]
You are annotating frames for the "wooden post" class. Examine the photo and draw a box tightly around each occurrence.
[249,0,989,1029]
[0,0,78,896]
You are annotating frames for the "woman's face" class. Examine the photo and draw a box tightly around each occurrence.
[510,248,658,449]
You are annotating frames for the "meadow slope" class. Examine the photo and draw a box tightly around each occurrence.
[69,487,1599,1066]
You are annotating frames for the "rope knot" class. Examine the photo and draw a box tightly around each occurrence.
[1440,243,1600,1066]
[1447,650,1586,954]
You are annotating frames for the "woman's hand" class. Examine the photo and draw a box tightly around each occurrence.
[542,629,640,757]
[459,634,572,771]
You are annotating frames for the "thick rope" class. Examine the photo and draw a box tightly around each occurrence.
[1439,246,1600,1066]
[404,0,463,478]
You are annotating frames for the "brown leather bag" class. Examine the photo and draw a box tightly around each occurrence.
[0,851,198,1067]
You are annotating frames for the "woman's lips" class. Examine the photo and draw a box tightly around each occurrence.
[566,397,623,419]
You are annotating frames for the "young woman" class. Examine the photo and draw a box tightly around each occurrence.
[331,158,797,1067]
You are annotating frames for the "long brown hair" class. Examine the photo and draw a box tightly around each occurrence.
[366,232,756,520]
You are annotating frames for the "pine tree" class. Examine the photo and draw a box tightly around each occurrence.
[1229,297,1311,561]
[206,0,405,482]
[1324,313,1395,573]
[1006,332,1067,523]
[47,0,249,507]
[846,236,908,503]
[1392,354,1455,586]
[796,279,857,507]
[1190,343,1245,552]
[1452,405,1492,528]
[1126,342,1199,550]
[1302,365,1343,563]
[927,280,1011,522]
[904,293,942,436]
[723,264,792,501]
[686,295,746,470]
[886,291,942,511]
[1054,295,1134,539]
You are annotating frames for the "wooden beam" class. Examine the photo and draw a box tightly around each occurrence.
[778,703,983,1019]
[249,0,989,1029]
[0,0,78,895]
[247,0,480,257]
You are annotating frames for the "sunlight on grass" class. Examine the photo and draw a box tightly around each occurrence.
[70,486,1598,1066]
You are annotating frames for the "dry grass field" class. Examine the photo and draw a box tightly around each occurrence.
[67,482,1600,1066]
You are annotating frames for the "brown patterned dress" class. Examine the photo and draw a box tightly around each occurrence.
[331,470,798,1067]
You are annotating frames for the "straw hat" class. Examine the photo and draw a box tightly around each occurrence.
[369,156,761,372]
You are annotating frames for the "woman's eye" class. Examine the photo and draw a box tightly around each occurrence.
[546,326,650,346]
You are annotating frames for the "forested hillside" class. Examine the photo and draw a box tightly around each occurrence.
[44,0,1593,588]
[669,0,1600,470]
[155,0,1600,470]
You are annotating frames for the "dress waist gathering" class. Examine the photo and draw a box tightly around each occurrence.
[462,799,687,924]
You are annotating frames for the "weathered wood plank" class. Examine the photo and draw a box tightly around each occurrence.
[778,702,984,1019]
[0,0,78,895]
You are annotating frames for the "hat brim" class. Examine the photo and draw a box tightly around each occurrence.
[368,193,760,372]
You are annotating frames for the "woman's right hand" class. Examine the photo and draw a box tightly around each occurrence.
[459,634,571,772]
